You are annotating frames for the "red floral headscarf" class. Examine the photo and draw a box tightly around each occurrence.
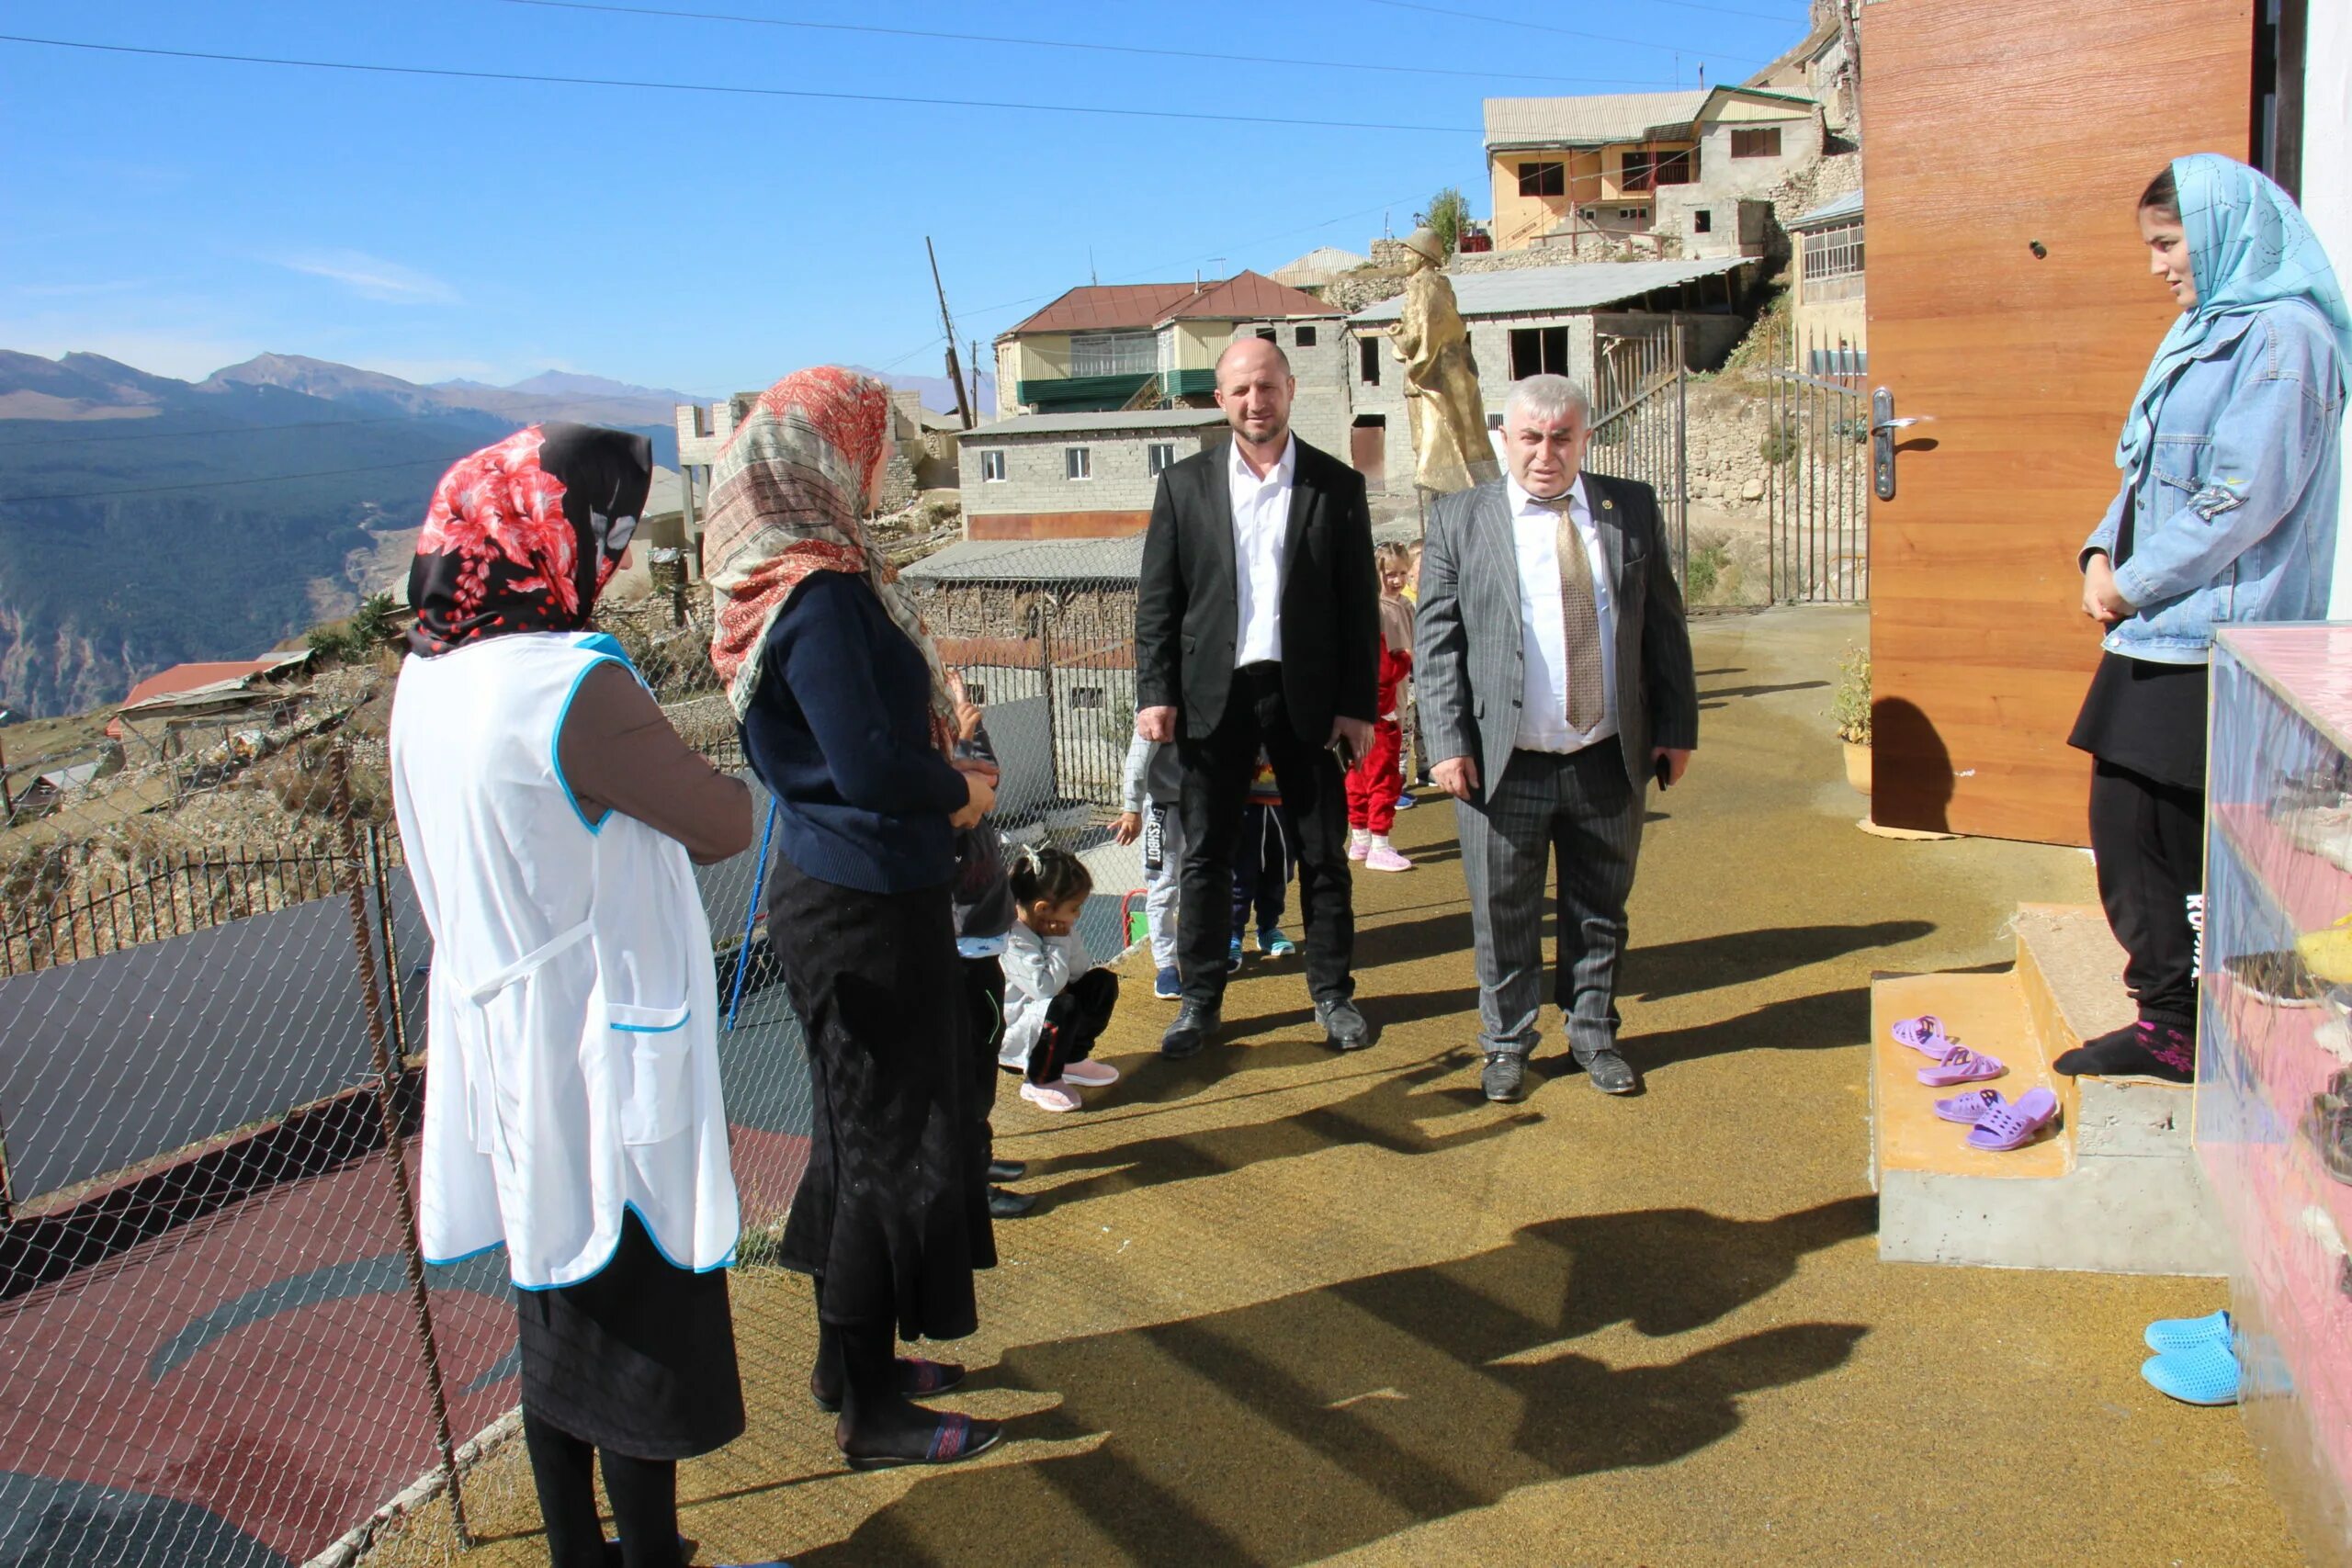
[407,423,653,655]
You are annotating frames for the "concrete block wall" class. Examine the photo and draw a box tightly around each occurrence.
[959,425,1222,519]
[1221,318,1350,460]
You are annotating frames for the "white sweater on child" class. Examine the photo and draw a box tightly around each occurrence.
[999,920,1091,1069]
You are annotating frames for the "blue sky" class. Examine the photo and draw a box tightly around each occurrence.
[0,0,1813,395]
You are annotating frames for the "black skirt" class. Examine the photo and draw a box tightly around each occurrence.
[2067,651,2209,792]
[515,1209,745,1461]
[769,853,994,1341]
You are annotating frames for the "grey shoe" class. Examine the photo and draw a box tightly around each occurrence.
[1577,1046,1638,1095]
[1316,998,1371,1052]
[1481,1052,1526,1103]
[1161,1003,1221,1060]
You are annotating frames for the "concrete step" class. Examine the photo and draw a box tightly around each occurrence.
[1871,904,2228,1275]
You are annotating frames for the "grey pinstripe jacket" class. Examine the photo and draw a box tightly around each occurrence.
[1413,474,1699,805]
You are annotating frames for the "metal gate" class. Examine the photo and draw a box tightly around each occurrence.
[1584,321,1688,585]
[1765,331,1870,603]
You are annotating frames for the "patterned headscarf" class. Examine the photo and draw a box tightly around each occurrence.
[2116,153,2352,476]
[407,423,653,655]
[703,367,954,743]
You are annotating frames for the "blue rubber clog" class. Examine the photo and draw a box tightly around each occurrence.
[2142,1340,2242,1406]
[2143,1308,2231,1355]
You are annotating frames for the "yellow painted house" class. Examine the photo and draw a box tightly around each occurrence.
[1485,85,1823,256]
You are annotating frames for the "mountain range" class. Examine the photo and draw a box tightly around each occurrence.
[0,351,991,721]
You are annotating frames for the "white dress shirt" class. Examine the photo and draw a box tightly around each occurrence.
[1229,434,1296,666]
[1508,472,1618,754]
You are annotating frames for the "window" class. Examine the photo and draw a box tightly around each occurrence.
[1069,685,1105,710]
[1065,446,1091,480]
[1620,150,1652,192]
[1508,325,1570,379]
[1620,146,1694,192]
[1295,324,1318,348]
[1148,442,1177,476]
[1732,126,1782,159]
[1069,331,1156,378]
[1807,346,1868,376]
[1692,209,1713,234]
[963,682,986,705]
[1802,220,1865,301]
[1517,161,1566,197]
[979,448,1007,482]
[1359,336,1382,385]
[1256,327,1277,343]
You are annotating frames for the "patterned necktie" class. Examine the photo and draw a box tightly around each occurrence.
[1536,492,1605,733]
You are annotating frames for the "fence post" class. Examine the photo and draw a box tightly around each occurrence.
[1673,323,1689,587]
[369,825,411,1069]
[1036,595,1063,802]
[332,742,472,1551]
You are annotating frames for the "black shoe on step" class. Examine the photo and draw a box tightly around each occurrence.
[2052,1021,2195,1084]
[987,1158,1026,1182]
[989,1185,1035,1218]
[1315,998,1371,1052]
[1161,1003,1221,1060]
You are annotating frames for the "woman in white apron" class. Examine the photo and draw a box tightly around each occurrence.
[704,369,1005,1470]
[390,423,764,1568]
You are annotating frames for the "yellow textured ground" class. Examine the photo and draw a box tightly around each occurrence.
[366,605,2301,1568]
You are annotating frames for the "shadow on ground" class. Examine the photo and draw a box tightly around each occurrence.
[771,1199,1873,1567]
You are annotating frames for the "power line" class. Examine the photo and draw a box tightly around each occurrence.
[497,0,1695,89]
[1363,0,1781,56]
[0,33,1478,135]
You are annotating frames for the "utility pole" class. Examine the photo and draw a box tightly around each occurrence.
[968,338,984,423]
[1837,0,1863,136]
[926,236,977,431]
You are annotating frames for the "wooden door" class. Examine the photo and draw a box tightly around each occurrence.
[1863,0,2250,842]
[1351,416,1387,491]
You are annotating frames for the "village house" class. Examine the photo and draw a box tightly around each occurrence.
[1484,85,1826,260]
[1345,258,1753,495]
[956,407,1227,541]
[1788,187,1866,371]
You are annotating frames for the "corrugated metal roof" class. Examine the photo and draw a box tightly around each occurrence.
[899,536,1144,584]
[1351,257,1750,323]
[1790,187,1863,231]
[1002,270,1339,336]
[1484,90,1706,149]
[1272,245,1371,281]
[958,409,1230,439]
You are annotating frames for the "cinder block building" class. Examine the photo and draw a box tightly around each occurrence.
[956,408,1229,540]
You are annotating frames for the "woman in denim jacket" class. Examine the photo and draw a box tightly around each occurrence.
[2064,154,2348,1082]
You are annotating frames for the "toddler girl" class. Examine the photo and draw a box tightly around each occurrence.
[1346,542,1416,872]
[999,845,1123,1112]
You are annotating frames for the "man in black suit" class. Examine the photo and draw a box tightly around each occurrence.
[1135,337,1381,1059]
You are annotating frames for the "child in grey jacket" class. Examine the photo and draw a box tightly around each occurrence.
[1114,730,1185,1000]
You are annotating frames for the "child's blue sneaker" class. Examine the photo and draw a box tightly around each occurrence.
[2142,1340,2241,1405]
[1154,966,1182,999]
[1227,936,1244,973]
[2144,1308,2231,1354]
[1258,928,1297,957]
[1393,790,1418,810]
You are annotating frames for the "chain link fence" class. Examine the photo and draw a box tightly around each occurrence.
[0,569,1146,1568]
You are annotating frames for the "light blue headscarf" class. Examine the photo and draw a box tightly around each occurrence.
[2114,152,2352,475]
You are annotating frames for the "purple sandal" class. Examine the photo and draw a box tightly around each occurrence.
[1917,1045,2006,1088]
[1965,1086,2059,1151]
[1934,1088,2007,1125]
[1893,1014,1961,1057]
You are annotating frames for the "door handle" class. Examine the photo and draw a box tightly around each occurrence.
[1870,389,1930,501]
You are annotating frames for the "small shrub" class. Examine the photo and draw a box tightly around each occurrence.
[1759,423,1801,466]
[1829,643,1871,745]
[347,592,400,650]
[307,626,354,665]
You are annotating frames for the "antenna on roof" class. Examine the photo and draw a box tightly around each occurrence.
[1699,63,1706,88]
[1090,247,1098,287]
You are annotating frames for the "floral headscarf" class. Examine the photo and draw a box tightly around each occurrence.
[407,423,653,655]
[703,367,955,743]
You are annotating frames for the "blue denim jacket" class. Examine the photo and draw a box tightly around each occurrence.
[2081,299,2344,664]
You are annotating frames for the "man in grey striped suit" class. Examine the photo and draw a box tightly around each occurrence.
[1414,375,1699,1103]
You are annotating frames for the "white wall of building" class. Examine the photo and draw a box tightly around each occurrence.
[958,425,1221,517]
[2309,3,2352,616]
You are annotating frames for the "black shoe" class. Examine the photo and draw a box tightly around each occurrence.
[988,1185,1035,1218]
[2053,1021,2194,1084]
[1315,998,1371,1052]
[1577,1047,1639,1095]
[987,1158,1027,1182]
[1481,1052,1526,1103]
[1161,1003,1220,1060]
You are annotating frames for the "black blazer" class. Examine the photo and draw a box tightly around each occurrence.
[1135,435,1380,743]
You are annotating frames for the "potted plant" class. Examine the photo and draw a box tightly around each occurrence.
[1830,643,1871,793]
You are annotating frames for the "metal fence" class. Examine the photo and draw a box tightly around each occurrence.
[1583,321,1689,587]
[0,591,1145,1568]
[1763,326,1871,604]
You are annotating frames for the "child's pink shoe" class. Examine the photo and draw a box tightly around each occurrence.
[1364,844,1413,873]
[1063,1059,1120,1087]
[1347,829,1372,861]
[1020,1080,1080,1113]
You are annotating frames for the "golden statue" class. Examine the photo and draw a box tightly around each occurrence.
[1389,226,1498,496]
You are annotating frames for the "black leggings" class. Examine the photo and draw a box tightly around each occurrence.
[1023,968,1120,1084]
[2088,758,2203,1031]
[522,1410,682,1568]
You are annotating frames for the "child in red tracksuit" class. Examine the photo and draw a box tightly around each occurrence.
[1346,542,1416,873]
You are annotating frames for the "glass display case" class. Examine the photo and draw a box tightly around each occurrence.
[2203,624,2352,1555]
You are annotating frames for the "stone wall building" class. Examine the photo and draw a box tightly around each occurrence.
[956,408,1228,540]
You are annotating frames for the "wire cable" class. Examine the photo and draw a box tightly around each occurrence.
[1364,0,1781,57]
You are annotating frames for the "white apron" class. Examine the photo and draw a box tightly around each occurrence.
[390,631,740,1290]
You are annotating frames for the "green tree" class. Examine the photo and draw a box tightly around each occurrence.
[348,592,399,649]
[1417,186,1473,259]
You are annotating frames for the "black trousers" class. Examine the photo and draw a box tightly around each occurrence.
[2088,757,2203,1030]
[1177,662,1353,1009]
[1023,967,1120,1084]
[960,954,1005,1184]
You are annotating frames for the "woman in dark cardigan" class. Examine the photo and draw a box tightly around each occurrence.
[705,368,1004,1469]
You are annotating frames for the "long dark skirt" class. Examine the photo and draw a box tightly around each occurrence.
[770,853,994,1340]
[515,1209,745,1461]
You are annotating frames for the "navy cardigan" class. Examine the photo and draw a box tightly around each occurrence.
[741,570,967,894]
